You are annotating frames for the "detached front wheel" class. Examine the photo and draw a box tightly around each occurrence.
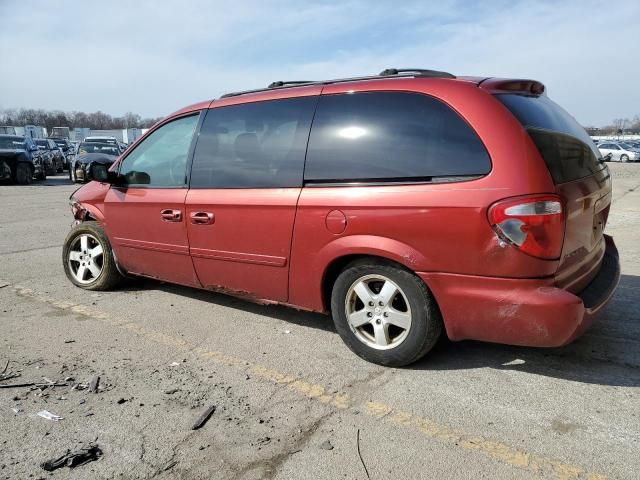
[62,222,123,290]
[331,259,442,367]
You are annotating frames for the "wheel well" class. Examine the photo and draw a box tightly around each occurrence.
[321,254,414,311]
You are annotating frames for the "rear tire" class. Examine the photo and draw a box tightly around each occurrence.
[15,163,33,185]
[620,154,629,163]
[62,221,124,291]
[330,259,442,367]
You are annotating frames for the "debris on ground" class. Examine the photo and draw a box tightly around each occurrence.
[37,410,63,421]
[357,429,370,479]
[164,388,179,395]
[89,375,100,393]
[116,398,127,404]
[192,404,216,430]
[41,444,103,471]
[0,360,20,382]
[0,379,69,389]
[169,362,180,367]
[319,439,334,451]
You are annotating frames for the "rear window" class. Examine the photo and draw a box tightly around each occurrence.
[496,94,605,184]
[304,92,491,183]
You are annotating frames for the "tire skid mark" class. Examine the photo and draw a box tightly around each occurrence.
[6,282,607,480]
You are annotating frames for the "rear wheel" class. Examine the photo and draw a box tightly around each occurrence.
[15,163,33,185]
[62,221,123,290]
[620,154,629,163]
[331,259,442,367]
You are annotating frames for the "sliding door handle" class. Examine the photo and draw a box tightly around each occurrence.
[190,211,215,225]
[160,209,182,222]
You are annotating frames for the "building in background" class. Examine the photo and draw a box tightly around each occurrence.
[86,128,143,144]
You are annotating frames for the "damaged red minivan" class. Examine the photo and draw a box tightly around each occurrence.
[63,68,620,366]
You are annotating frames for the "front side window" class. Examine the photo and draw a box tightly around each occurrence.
[190,96,317,188]
[119,114,199,187]
[305,91,491,183]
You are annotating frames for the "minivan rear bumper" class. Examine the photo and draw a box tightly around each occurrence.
[420,235,620,347]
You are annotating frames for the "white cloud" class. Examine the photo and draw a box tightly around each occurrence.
[0,0,637,125]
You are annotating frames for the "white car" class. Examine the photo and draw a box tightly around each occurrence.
[598,141,640,162]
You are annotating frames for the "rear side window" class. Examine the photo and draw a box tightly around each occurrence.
[304,92,490,183]
[496,94,605,184]
[190,96,317,188]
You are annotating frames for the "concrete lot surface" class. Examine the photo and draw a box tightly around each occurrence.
[0,164,638,479]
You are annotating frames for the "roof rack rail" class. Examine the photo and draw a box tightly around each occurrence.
[267,80,314,88]
[379,68,455,79]
[220,68,456,98]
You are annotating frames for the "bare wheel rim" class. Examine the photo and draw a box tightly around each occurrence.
[345,274,412,350]
[68,233,104,285]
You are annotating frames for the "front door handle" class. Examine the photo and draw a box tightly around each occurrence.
[190,211,215,225]
[160,209,182,222]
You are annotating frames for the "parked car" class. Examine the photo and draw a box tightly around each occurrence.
[62,69,619,367]
[35,139,64,173]
[49,138,73,169]
[69,142,119,183]
[0,134,46,183]
[597,141,640,162]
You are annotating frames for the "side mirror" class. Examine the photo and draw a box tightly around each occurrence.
[87,162,110,182]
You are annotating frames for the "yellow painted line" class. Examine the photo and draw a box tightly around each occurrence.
[6,283,607,480]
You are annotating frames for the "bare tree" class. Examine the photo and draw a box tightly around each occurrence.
[0,108,162,131]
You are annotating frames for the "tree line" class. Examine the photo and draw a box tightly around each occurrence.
[0,108,162,131]
[587,115,640,135]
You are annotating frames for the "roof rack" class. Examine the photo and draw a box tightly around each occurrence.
[379,68,456,79]
[220,68,456,99]
[267,80,314,88]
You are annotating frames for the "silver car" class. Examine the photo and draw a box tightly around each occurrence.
[598,141,640,162]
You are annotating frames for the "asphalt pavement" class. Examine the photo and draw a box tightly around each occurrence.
[0,164,638,479]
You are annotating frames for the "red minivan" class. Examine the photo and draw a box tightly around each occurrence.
[63,69,620,366]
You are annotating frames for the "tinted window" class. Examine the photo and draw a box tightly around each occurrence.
[190,97,316,188]
[496,94,605,183]
[119,114,199,187]
[304,92,490,182]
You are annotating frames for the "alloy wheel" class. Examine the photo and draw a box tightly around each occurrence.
[67,233,104,284]
[344,274,412,350]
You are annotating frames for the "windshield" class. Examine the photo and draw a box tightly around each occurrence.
[78,143,120,155]
[0,136,25,149]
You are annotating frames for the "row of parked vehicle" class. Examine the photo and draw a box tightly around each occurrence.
[596,139,640,162]
[0,133,127,184]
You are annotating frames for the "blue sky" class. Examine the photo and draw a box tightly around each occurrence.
[0,0,638,125]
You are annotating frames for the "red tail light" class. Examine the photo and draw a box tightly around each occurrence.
[488,194,565,260]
